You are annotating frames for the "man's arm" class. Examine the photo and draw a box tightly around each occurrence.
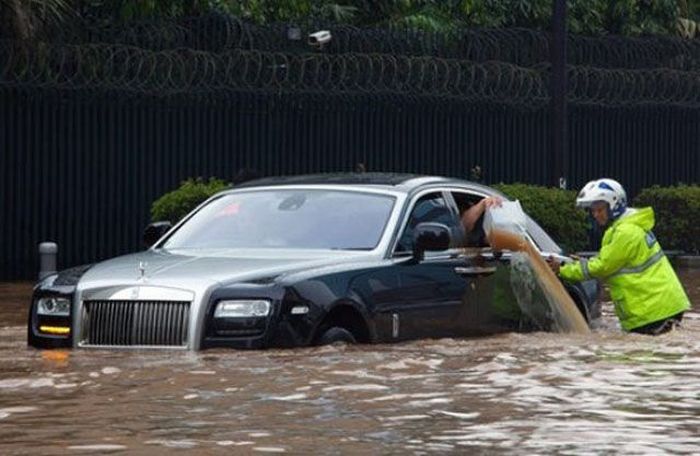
[461,196,503,233]
[557,225,639,281]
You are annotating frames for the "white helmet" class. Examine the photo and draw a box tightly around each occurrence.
[576,178,627,219]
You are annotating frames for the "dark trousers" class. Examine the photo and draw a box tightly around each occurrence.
[630,312,684,336]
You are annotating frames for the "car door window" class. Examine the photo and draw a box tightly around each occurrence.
[395,192,460,253]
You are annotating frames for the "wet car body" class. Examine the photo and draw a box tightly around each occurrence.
[28,173,600,350]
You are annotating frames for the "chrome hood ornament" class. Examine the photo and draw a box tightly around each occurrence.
[138,261,147,280]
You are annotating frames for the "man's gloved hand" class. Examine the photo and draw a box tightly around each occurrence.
[546,255,561,275]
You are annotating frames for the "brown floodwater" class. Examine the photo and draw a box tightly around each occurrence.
[489,229,589,334]
[1,271,700,455]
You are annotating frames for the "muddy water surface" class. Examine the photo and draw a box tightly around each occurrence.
[1,274,700,455]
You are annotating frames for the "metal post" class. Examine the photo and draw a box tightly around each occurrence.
[39,242,57,280]
[550,0,568,189]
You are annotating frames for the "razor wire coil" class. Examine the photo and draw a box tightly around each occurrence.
[2,39,700,108]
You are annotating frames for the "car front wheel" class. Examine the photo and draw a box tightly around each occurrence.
[316,326,357,346]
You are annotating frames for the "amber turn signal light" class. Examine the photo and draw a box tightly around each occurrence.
[39,325,70,335]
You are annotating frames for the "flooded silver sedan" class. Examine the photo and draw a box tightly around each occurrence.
[1,272,699,454]
[28,175,601,352]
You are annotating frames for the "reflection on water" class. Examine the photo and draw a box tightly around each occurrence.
[1,276,699,454]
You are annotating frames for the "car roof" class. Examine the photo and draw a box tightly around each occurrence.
[235,172,492,194]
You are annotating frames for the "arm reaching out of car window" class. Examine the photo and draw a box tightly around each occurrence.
[461,196,503,233]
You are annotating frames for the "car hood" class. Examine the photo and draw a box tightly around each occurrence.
[78,248,372,291]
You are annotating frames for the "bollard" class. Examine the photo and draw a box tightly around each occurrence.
[39,242,58,280]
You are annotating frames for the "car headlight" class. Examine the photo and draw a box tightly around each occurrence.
[214,300,271,318]
[36,297,71,317]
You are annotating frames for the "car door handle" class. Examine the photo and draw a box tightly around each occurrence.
[454,266,497,276]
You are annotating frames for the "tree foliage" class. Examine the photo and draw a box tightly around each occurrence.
[215,1,683,36]
[1,1,694,40]
[678,0,700,37]
[0,0,72,40]
[634,184,700,254]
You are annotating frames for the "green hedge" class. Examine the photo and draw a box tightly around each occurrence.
[493,183,589,253]
[494,183,700,255]
[633,185,700,254]
[151,177,229,223]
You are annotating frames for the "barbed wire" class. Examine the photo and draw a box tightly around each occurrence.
[2,40,699,108]
[0,41,547,107]
[39,13,700,71]
[566,66,700,107]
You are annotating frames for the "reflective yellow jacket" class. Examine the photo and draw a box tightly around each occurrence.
[560,207,690,331]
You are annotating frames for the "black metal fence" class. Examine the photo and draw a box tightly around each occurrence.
[1,16,699,280]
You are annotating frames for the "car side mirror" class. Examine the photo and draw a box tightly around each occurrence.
[412,222,451,262]
[143,221,172,248]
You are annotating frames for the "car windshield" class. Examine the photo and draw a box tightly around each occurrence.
[161,189,396,251]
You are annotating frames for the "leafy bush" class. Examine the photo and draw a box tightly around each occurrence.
[493,183,588,253]
[151,177,230,224]
[633,185,700,254]
[221,0,679,36]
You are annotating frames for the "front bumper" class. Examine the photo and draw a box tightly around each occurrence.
[29,280,322,351]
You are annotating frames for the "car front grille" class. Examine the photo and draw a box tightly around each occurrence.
[81,300,190,348]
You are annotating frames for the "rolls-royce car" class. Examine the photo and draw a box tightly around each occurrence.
[28,173,600,350]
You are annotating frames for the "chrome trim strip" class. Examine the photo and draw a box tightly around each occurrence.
[78,344,189,350]
[454,266,498,275]
[81,286,194,302]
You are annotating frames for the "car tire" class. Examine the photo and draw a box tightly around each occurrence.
[317,327,357,346]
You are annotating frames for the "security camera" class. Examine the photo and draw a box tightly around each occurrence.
[308,30,332,47]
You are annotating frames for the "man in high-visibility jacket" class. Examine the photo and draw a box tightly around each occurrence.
[548,178,690,335]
